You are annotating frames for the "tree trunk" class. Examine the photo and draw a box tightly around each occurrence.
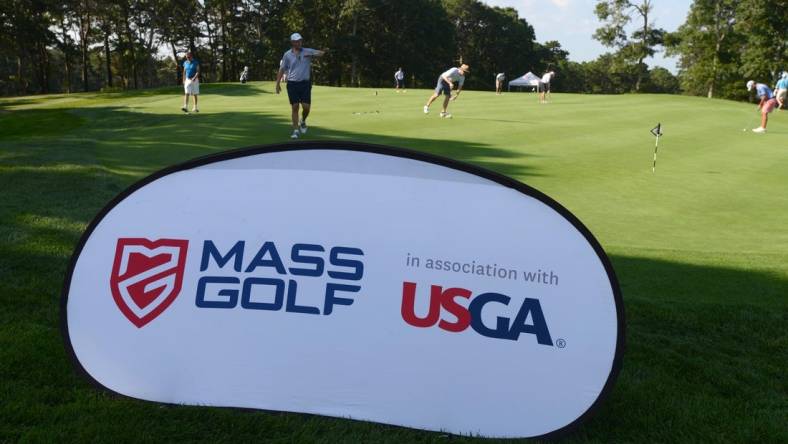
[350,15,358,86]
[635,9,648,92]
[122,9,138,89]
[104,30,113,87]
[171,42,180,85]
[17,55,24,94]
[204,10,217,82]
[220,9,228,82]
[61,17,72,93]
[38,42,49,93]
[708,40,720,99]
[79,9,90,92]
[145,26,155,87]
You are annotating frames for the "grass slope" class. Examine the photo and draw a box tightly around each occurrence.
[1,83,786,443]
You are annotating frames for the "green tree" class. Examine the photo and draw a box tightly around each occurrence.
[643,66,680,93]
[594,0,665,91]
[735,0,787,82]
[443,0,537,89]
[665,0,739,98]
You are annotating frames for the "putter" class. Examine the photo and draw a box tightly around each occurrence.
[743,110,760,132]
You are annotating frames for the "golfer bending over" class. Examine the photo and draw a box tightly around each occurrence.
[747,80,777,133]
[495,73,505,95]
[424,64,469,118]
[275,32,327,139]
[539,71,554,103]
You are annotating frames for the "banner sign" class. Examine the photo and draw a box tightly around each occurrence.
[61,142,625,439]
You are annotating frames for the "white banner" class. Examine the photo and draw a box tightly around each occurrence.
[62,142,624,439]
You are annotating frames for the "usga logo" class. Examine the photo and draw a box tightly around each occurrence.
[401,282,553,346]
[110,238,365,327]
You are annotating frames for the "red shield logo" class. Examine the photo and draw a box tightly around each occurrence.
[110,238,189,328]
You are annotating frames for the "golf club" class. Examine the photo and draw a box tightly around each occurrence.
[742,110,760,132]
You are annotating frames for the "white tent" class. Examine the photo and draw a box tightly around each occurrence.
[508,72,541,91]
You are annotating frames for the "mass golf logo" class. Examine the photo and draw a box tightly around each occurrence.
[109,238,188,328]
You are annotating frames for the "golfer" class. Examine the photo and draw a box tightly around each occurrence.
[539,71,555,103]
[774,72,787,110]
[495,73,505,95]
[424,64,469,118]
[181,52,200,113]
[275,33,327,139]
[747,80,777,133]
[395,68,405,91]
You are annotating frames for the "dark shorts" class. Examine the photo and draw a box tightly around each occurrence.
[396,78,404,88]
[434,78,452,96]
[286,80,312,105]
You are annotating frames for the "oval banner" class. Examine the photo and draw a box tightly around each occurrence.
[61,142,624,439]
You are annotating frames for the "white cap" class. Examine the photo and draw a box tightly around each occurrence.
[782,71,788,79]
[290,33,303,41]
[746,80,755,91]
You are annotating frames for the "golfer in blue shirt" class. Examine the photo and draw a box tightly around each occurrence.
[746,80,777,133]
[181,52,200,113]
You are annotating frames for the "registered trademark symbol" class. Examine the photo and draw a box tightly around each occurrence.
[556,338,566,348]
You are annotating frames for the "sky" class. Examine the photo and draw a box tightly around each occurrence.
[484,0,692,73]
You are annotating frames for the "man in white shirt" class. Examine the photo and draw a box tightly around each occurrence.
[423,64,469,118]
[395,68,405,92]
[275,32,327,139]
[540,71,555,103]
[495,73,505,95]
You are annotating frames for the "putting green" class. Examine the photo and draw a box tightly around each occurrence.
[1,83,785,442]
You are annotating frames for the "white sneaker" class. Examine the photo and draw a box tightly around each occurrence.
[440,112,452,119]
[299,121,307,134]
[181,106,188,113]
[423,105,429,114]
[752,127,766,133]
[192,108,199,113]
[290,130,299,139]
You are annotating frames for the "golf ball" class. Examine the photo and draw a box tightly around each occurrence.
[742,128,747,132]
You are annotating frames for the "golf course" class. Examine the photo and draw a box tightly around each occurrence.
[1,83,786,442]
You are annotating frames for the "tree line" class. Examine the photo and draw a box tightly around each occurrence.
[0,0,559,96]
[0,0,783,99]
[583,0,786,100]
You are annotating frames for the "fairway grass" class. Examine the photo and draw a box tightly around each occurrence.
[1,83,786,442]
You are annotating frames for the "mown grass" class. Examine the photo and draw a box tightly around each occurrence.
[0,83,786,443]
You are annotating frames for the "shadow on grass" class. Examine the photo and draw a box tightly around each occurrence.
[0,109,85,140]
[3,105,540,181]
[100,82,271,99]
[200,83,272,96]
[0,97,43,110]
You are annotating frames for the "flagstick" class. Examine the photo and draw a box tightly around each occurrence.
[652,134,660,173]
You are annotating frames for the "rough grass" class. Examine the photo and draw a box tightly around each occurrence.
[0,83,786,443]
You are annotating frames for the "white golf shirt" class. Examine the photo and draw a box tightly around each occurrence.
[541,72,554,84]
[441,68,465,87]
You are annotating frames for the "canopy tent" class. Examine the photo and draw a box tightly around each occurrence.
[508,72,541,92]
